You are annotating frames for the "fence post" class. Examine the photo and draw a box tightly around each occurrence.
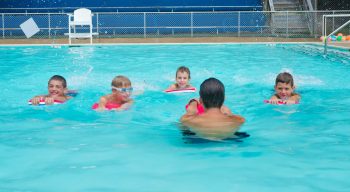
[191,12,193,37]
[48,13,51,39]
[96,13,99,37]
[2,13,4,39]
[314,12,317,38]
[332,11,335,32]
[238,11,241,37]
[323,14,327,38]
[286,11,289,38]
[144,12,146,38]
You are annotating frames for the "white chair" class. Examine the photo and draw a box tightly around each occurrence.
[67,8,98,44]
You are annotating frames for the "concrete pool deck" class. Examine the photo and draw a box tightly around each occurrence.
[0,37,349,49]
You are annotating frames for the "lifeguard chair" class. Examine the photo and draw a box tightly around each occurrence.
[67,8,98,44]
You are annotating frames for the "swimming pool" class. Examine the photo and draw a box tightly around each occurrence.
[0,43,349,191]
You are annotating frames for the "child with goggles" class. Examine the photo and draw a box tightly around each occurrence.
[92,75,133,111]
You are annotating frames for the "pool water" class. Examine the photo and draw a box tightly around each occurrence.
[0,44,349,191]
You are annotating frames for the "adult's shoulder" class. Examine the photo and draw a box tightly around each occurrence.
[228,114,245,124]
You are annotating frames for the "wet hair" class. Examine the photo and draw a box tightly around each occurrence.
[111,75,131,87]
[199,77,225,109]
[275,72,294,87]
[48,75,67,88]
[176,66,191,79]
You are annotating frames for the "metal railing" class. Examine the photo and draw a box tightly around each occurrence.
[323,14,350,54]
[0,6,263,13]
[1,11,350,40]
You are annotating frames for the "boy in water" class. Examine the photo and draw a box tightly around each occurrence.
[180,78,245,140]
[92,75,133,111]
[268,72,300,105]
[165,66,195,91]
[30,75,72,105]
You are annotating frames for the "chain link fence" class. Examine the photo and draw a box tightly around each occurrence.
[1,11,350,40]
[316,0,350,11]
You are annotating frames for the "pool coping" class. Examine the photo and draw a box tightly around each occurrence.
[0,37,349,50]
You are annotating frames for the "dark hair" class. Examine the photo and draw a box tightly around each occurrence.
[176,66,191,79]
[48,75,67,88]
[199,77,225,109]
[275,72,294,87]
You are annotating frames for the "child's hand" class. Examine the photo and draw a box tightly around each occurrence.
[44,97,55,105]
[186,100,198,115]
[117,103,132,111]
[31,96,42,105]
[268,98,281,105]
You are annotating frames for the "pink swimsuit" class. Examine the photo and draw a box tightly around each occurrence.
[185,99,205,115]
[92,102,122,110]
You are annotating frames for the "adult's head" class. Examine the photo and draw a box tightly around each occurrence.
[199,77,225,109]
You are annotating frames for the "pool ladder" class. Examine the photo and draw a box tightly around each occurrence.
[323,14,350,55]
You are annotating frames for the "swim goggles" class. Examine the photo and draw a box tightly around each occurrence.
[112,86,133,93]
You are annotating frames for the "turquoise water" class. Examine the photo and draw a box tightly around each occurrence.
[0,44,349,191]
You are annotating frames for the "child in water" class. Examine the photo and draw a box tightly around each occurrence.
[30,75,72,105]
[92,75,133,111]
[267,72,300,105]
[165,66,195,92]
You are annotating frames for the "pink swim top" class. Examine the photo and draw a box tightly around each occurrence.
[92,102,122,110]
[185,99,205,115]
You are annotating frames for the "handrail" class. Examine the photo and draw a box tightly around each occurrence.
[323,14,350,54]
[301,0,314,35]
[268,0,275,11]
[305,0,314,11]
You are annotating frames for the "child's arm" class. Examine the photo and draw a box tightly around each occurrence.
[268,95,281,104]
[186,99,199,115]
[30,95,46,105]
[186,84,195,89]
[181,99,199,122]
[96,96,108,111]
[31,94,72,105]
[118,99,134,111]
[165,84,177,91]
[53,95,72,103]
[31,95,57,105]
[285,94,300,104]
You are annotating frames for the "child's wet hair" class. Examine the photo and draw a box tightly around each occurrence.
[176,66,191,79]
[111,75,131,87]
[275,72,294,87]
[48,75,67,88]
[200,77,225,109]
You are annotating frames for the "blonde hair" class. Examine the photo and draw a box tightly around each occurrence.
[111,75,131,87]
